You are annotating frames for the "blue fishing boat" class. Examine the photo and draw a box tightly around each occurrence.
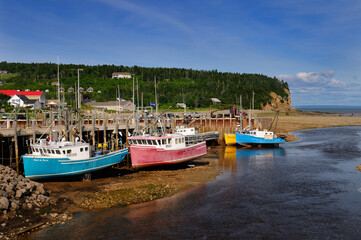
[22,139,128,180]
[235,129,285,147]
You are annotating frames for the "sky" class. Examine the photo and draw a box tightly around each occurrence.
[1,0,361,106]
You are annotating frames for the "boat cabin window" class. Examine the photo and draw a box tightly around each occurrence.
[47,149,51,154]
[56,150,61,154]
[51,150,55,154]
[80,148,83,152]
[168,138,171,144]
[67,149,71,154]
[162,139,166,145]
[39,149,43,154]
[85,147,88,151]
[175,138,179,144]
[63,150,66,154]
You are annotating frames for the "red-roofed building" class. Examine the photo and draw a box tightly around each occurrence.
[0,90,46,103]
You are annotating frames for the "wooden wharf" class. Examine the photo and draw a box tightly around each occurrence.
[0,110,271,172]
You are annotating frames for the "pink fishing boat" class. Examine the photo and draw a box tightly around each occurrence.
[128,134,207,168]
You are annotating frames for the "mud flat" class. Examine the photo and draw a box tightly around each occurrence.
[1,157,220,238]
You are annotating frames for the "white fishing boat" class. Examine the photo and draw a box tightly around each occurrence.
[22,139,128,180]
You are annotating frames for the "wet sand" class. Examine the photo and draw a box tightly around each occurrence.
[277,112,361,141]
[6,111,361,238]
[8,158,221,239]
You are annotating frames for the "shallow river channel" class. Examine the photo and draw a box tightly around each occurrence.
[32,127,361,239]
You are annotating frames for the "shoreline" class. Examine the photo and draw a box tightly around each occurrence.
[3,111,361,238]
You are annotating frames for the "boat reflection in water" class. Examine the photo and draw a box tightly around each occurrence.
[218,146,286,175]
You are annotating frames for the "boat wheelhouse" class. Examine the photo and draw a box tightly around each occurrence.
[175,126,196,136]
[128,134,207,168]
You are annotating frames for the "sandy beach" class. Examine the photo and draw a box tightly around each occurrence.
[4,111,361,239]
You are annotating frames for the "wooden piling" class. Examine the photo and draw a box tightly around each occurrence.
[126,120,129,145]
[26,109,29,127]
[64,109,68,141]
[103,108,107,144]
[13,117,19,173]
[79,117,83,141]
[32,120,36,144]
[92,110,96,147]
[50,109,53,141]
[115,113,119,150]
[222,114,225,131]
[216,115,218,132]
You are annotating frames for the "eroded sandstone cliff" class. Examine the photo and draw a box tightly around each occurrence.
[262,88,295,111]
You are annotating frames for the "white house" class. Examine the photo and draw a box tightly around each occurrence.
[0,90,46,104]
[7,95,40,108]
[112,72,132,79]
[87,87,94,92]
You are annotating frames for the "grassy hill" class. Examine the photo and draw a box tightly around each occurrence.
[0,61,290,110]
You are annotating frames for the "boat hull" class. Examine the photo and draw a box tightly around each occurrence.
[224,133,237,145]
[129,142,207,168]
[22,148,128,180]
[235,133,285,146]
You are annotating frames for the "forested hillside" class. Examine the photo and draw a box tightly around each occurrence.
[0,61,290,109]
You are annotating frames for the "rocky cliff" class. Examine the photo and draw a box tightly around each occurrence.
[262,88,295,111]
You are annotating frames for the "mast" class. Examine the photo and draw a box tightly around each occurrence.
[251,91,255,129]
[240,95,242,126]
[57,57,61,141]
[137,77,139,115]
[132,74,135,122]
[154,76,158,117]
[75,82,77,110]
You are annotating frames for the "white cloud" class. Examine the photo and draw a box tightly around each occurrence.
[278,70,347,89]
[328,79,347,88]
[278,70,361,105]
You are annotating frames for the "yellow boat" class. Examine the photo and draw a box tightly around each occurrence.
[224,133,237,145]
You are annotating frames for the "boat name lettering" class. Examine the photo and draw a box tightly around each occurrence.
[66,153,77,157]
[34,159,49,162]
